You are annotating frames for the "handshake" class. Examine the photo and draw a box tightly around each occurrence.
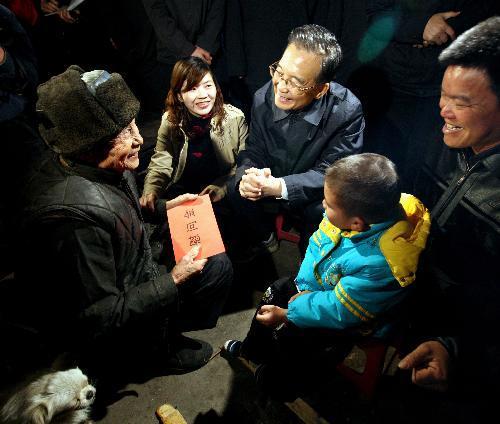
[239,167,283,201]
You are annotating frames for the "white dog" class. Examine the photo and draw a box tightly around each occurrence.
[0,367,96,424]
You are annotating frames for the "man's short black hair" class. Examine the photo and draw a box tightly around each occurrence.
[325,153,401,224]
[439,16,500,101]
[287,24,342,84]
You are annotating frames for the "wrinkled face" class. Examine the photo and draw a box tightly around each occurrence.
[99,119,143,172]
[180,72,217,117]
[322,184,355,230]
[273,43,326,111]
[440,66,500,154]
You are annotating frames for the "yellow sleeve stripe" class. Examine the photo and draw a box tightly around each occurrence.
[334,285,369,322]
[335,282,375,320]
[312,232,321,247]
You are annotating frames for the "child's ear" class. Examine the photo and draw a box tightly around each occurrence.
[350,217,368,232]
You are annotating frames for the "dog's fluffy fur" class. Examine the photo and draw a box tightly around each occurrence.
[0,368,95,424]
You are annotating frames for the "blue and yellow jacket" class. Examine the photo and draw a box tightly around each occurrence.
[288,193,430,338]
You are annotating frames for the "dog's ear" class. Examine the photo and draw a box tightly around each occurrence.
[29,404,49,424]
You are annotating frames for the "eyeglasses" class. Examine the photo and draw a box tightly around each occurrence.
[269,62,318,93]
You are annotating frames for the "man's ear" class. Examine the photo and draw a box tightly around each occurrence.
[350,216,368,232]
[314,82,329,99]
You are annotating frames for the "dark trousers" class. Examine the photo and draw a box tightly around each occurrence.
[240,277,353,400]
[67,254,232,376]
[175,252,233,332]
[226,179,324,255]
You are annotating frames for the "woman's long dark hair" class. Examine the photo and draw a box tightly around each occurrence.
[165,57,226,135]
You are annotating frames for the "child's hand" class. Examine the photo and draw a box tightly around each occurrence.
[288,290,311,303]
[256,305,288,328]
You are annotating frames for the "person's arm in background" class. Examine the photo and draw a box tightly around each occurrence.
[195,0,224,62]
[366,0,496,46]
[141,0,196,59]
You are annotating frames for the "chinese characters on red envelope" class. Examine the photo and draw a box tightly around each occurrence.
[166,194,225,262]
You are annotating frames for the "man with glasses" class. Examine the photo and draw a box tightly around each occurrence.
[228,24,364,256]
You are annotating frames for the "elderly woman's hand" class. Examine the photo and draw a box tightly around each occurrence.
[166,193,198,210]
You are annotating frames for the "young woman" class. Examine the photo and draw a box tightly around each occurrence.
[140,57,248,212]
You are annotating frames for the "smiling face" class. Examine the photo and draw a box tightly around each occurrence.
[98,119,143,172]
[180,72,217,117]
[440,65,500,154]
[273,43,328,111]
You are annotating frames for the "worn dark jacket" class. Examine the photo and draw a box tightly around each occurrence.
[235,81,364,207]
[16,153,177,349]
[142,0,224,64]
[414,144,500,393]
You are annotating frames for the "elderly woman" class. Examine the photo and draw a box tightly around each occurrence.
[140,57,248,211]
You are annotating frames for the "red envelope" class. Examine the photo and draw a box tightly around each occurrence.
[166,194,225,262]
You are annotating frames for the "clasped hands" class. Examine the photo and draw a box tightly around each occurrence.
[239,168,282,201]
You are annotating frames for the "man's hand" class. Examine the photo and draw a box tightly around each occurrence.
[0,47,5,64]
[398,340,450,392]
[58,8,79,24]
[255,305,288,328]
[239,168,282,200]
[40,0,60,14]
[171,245,207,285]
[423,11,460,46]
[191,46,212,64]
[288,290,311,304]
[140,193,158,212]
[166,193,198,210]
[199,185,224,203]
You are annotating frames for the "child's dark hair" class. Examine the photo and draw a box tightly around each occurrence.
[325,153,401,224]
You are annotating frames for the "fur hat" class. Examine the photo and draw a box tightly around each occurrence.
[36,65,140,156]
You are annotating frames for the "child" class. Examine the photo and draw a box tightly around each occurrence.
[223,153,430,400]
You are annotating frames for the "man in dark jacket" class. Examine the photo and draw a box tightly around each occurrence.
[141,0,224,112]
[228,24,364,255]
[362,0,498,191]
[397,17,500,422]
[14,66,232,373]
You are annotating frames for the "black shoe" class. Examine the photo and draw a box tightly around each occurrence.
[165,335,213,372]
[222,339,242,359]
